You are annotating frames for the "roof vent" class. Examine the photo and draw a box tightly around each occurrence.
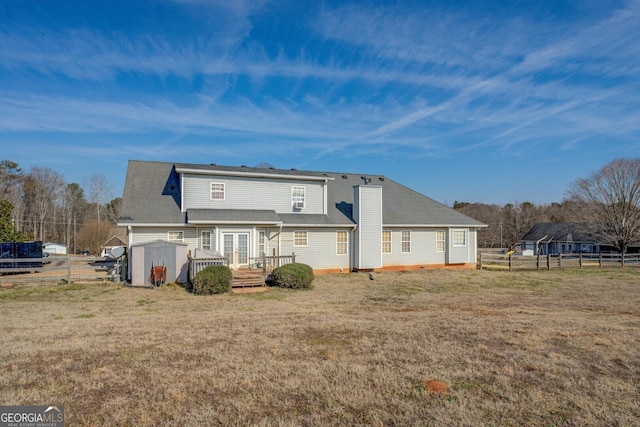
[269,166,275,170]
[342,175,348,179]
[361,176,372,185]
[291,168,297,171]
[378,177,385,181]
[241,165,247,168]
[210,163,216,166]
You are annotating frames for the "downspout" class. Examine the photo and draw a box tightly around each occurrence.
[351,224,357,272]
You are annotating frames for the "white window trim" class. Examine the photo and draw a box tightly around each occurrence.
[168,231,184,243]
[436,230,445,252]
[291,186,306,210]
[258,231,266,257]
[336,231,348,256]
[201,230,211,250]
[382,230,392,254]
[293,230,308,247]
[401,230,411,253]
[452,229,467,247]
[210,182,225,201]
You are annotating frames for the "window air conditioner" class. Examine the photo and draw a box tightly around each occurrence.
[294,201,304,210]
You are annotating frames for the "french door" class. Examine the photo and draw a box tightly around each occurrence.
[222,233,249,269]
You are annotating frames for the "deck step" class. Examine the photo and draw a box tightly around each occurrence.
[231,270,266,288]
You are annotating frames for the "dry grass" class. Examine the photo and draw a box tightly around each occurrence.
[1,269,639,426]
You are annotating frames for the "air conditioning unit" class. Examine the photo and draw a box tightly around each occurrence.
[294,201,304,210]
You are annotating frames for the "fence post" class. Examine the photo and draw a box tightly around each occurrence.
[621,252,625,268]
[536,253,540,270]
[509,253,513,271]
[579,252,582,269]
[67,256,72,283]
[547,253,551,270]
[292,252,296,264]
[479,252,483,270]
[599,252,602,268]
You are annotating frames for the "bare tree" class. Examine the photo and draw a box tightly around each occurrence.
[22,167,64,241]
[567,158,640,253]
[77,220,114,255]
[62,183,87,253]
[86,173,111,222]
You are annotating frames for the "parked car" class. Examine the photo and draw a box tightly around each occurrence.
[81,250,91,256]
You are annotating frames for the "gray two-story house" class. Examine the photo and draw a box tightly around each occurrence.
[118,160,485,283]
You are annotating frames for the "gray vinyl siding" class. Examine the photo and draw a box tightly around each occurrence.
[382,228,446,266]
[130,227,198,248]
[280,228,352,270]
[353,185,382,269]
[182,174,326,214]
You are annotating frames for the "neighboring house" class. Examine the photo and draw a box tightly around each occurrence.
[118,160,486,281]
[42,242,67,255]
[521,223,600,255]
[100,234,127,258]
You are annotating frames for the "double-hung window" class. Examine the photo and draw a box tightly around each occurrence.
[292,186,305,210]
[201,231,211,250]
[336,231,348,255]
[258,231,266,257]
[382,230,392,254]
[294,231,308,247]
[436,230,445,252]
[168,231,184,243]
[210,182,225,200]
[401,230,411,253]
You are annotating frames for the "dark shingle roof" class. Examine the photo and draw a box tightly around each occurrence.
[521,223,598,242]
[119,160,485,228]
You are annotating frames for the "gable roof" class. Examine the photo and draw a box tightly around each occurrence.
[521,223,599,243]
[118,160,485,228]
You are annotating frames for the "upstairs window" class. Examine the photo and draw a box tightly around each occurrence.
[292,186,305,210]
[436,230,445,252]
[210,182,225,200]
[453,230,467,246]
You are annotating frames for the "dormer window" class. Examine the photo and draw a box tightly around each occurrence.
[292,186,305,210]
[210,182,225,200]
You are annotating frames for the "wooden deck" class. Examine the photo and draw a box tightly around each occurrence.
[231,269,266,289]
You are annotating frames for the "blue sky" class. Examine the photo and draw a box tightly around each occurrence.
[1,0,639,206]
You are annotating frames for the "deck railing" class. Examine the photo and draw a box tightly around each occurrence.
[249,253,296,274]
[188,257,229,283]
[188,253,296,282]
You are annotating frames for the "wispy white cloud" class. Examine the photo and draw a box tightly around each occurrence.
[1,0,639,192]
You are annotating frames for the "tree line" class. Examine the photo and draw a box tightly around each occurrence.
[0,160,122,255]
[453,199,579,249]
[455,157,640,253]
